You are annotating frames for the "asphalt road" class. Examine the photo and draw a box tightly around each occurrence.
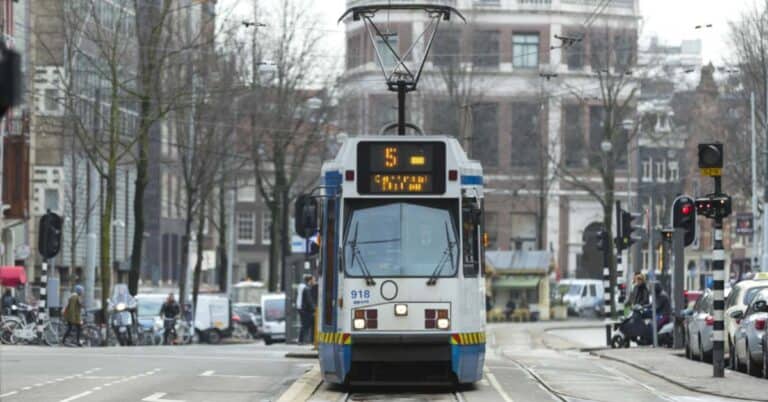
[0,342,314,402]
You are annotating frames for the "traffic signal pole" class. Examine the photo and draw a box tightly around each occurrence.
[712,176,726,378]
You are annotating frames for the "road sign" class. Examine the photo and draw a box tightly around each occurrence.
[700,167,722,177]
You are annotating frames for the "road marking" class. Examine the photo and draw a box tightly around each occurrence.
[0,391,18,398]
[21,386,31,390]
[142,392,186,402]
[485,368,514,402]
[59,390,93,402]
[200,370,214,376]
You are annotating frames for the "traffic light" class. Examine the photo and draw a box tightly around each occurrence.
[38,211,63,259]
[618,210,643,250]
[672,195,696,246]
[596,230,610,252]
[294,194,318,239]
[698,143,723,176]
[0,45,22,119]
[695,194,732,220]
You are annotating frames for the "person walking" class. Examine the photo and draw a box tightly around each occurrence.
[309,277,318,343]
[159,293,181,345]
[629,273,650,307]
[62,285,84,346]
[298,276,315,344]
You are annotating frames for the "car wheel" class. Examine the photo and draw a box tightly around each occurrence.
[206,329,222,345]
[264,336,273,345]
[611,335,624,349]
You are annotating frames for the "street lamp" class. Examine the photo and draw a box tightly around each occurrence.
[601,140,612,153]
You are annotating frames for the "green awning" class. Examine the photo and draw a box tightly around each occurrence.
[492,276,541,289]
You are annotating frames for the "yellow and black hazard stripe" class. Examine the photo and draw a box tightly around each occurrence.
[451,332,486,345]
[318,332,352,345]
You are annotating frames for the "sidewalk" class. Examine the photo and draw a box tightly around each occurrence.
[591,348,768,402]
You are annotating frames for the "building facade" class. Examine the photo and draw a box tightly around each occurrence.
[339,0,641,279]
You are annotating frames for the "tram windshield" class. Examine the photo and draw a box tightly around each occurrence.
[343,200,459,278]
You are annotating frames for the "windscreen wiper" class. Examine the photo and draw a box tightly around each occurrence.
[426,222,457,285]
[348,222,376,286]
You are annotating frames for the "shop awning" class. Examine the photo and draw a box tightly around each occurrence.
[492,276,541,289]
[0,266,27,287]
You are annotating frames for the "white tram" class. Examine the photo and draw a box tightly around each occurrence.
[309,136,486,385]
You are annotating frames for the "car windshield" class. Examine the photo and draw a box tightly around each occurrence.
[343,200,458,278]
[567,285,582,296]
[263,299,285,321]
[743,286,768,305]
[137,299,163,318]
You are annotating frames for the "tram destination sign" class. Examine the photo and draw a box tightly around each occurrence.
[357,141,446,194]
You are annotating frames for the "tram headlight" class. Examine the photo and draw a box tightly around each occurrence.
[353,318,366,330]
[437,318,450,329]
[394,304,408,316]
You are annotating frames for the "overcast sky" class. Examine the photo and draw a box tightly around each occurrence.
[220,0,761,65]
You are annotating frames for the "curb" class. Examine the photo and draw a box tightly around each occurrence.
[590,351,768,402]
[276,365,322,402]
[286,352,319,359]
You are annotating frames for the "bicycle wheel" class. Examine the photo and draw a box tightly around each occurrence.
[1,321,18,344]
[83,325,102,347]
[43,323,60,346]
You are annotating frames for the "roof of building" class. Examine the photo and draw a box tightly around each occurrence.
[485,250,551,273]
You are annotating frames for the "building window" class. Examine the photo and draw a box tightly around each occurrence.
[642,158,652,182]
[44,189,60,212]
[510,103,541,168]
[564,29,585,70]
[655,160,666,183]
[237,212,256,244]
[668,161,679,182]
[472,30,500,68]
[44,89,59,112]
[261,211,272,245]
[564,105,585,167]
[432,29,460,67]
[375,33,399,71]
[513,33,539,68]
[471,103,499,167]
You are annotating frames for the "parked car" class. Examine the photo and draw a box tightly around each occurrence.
[725,273,768,364]
[684,290,714,362]
[561,279,604,317]
[233,303,262,339]
[732,288,768,376]
[260,293,286,345]
[195,294,233,344]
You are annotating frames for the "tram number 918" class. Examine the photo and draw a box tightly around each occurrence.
[350,289,371,304]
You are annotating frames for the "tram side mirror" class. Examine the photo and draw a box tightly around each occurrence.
[294,194,318,239]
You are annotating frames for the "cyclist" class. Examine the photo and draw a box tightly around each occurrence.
[62,285,84,346]
[159,293,180,345]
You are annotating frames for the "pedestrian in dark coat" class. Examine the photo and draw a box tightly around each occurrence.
[62,285,84,346]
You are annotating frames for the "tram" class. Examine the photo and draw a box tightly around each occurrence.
[297,137,486,385]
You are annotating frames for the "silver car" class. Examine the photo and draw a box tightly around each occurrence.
[685,290,714,362]
[732,288,768,376]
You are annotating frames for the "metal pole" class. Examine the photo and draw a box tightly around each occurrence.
[84,88,101,312]
[615,201,624,315]
[712,176,725,377]
[225,184,236,297]
[751,92,759,271]
[672,228,685,349]
[397,82,406,136]
[649,198,658,347]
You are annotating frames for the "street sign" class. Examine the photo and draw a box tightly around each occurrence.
[735,213,754,235]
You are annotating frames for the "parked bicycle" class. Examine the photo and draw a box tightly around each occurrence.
[0,304,59,345]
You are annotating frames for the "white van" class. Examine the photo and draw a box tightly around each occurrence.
[561,279,605,317]
[259,293,286,345]
[195,294,232,344]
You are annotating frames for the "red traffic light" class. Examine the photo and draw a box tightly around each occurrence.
[681,204,693,215]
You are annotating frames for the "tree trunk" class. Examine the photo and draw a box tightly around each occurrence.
[192,197,206,314]
[179,194,195,308]
[100,173,115,339]
[267,202,281,292]
[129,99,151,295]
[217,184,227,291]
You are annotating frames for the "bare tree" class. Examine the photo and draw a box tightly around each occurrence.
[246,0,336,292]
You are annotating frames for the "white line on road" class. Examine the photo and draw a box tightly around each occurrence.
[59,390,93,402]
[485,368,514,402]
[0,391,18,398]
[200,370,214,376]
[142,392,186,402]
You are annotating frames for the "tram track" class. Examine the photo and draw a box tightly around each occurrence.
[340,390,467,402]
[508,360,569,402]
